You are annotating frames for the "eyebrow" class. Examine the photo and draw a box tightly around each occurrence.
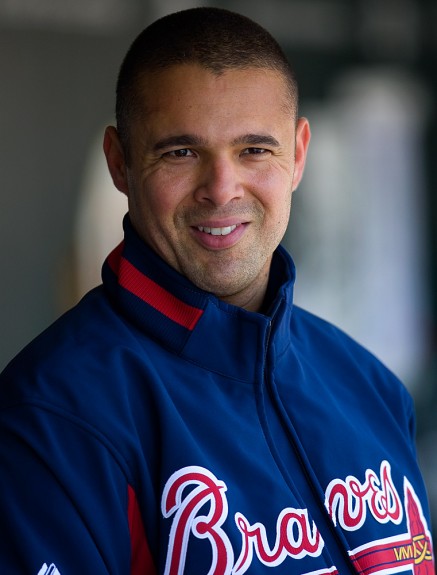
[153,133,280,152]
[153,135,207,152]
[231,134,280,148]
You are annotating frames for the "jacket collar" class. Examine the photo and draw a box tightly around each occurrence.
[102,216,296,379]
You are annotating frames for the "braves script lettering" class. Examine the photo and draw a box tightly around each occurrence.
[161,462,433,574]
[161,466,234,575]
[324,460,403,531]
[233,508,323,575]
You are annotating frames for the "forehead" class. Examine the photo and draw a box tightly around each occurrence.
[137,64,294,121]
[129,65,296,152]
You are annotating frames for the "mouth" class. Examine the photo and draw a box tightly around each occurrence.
[192,221,247,249]
[197,224,238,236]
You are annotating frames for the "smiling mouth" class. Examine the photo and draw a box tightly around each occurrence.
[197,225,238,236]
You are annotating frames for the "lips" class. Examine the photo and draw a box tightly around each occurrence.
[192,221,247,249]
[197,225,237,236]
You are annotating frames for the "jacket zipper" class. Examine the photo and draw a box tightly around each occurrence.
[261,313,359,575]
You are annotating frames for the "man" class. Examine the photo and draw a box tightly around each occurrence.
[0,7,433,575]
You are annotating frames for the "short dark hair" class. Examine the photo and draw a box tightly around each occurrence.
[115,7,299,155]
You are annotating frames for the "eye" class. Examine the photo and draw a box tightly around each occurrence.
[164,148,195,158]
[241,147,270,156]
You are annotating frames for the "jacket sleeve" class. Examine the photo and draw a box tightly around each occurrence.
[0,401,155,574]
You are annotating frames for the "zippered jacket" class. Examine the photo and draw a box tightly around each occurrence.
[0,216,434,574]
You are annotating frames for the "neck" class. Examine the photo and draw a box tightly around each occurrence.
[218,266,270,313]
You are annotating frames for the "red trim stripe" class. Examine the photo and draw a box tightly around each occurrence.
[107,241,125,271]
[108,243,204,330]
[128,484,156,575]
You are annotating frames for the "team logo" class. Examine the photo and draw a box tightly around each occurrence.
[325,460,403,531]
[161,462,434,574]
[37,564,61,575]
[349,479,434,574]
[162,466,234,575]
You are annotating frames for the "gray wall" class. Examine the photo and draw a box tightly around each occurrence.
[1,5,146,368]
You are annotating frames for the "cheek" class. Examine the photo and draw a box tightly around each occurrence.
[252,167,293,211]
[137,172,186,221]
[262,180,293,238]
[147,193,174,216]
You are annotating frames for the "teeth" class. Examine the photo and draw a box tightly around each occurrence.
[198,225,237,236]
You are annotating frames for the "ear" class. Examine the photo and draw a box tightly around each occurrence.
[103,126,129,196]
[292,117,311,192]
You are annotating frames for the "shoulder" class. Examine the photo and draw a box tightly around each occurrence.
[2,287,121,371]
[0,286,149,411]
[290,304,413,412]
[292,304,392,366]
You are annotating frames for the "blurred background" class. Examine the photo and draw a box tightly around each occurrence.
[1,0,436,526]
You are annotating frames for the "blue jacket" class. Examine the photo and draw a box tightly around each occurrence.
[0,217,434,574]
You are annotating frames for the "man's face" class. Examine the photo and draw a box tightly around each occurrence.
[105,64,310,311]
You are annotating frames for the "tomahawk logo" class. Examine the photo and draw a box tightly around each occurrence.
[325,462,434,574]
[349,479,434,574]
[37,564,61,575]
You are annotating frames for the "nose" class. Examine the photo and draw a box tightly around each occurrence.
[193,156,244,206]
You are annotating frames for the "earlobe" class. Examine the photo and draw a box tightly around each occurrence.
[103,126,129,196]
[292,117,311,191]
